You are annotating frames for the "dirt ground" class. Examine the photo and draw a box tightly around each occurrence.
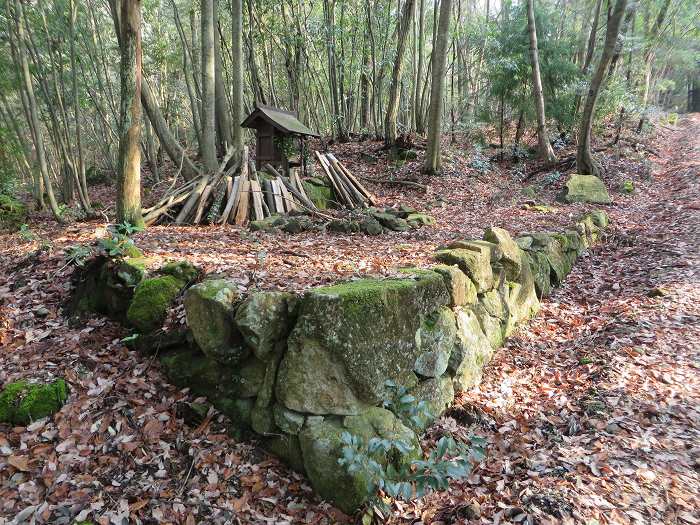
[0,116,698,524]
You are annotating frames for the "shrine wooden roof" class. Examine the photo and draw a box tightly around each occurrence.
[241,104,319,137]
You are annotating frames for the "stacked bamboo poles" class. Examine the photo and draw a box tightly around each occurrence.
[143,147,328,226]
[314,151,377,209]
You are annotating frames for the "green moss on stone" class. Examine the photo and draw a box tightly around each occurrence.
[0,379,68,425]
[277,273,449,414]
[160,260,200,283]
[127,275,184,333]
[435,248,494,293]
[302,180,334,210]
[183,279,250,365]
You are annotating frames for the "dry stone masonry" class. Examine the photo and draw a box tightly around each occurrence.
[69,210,609,512]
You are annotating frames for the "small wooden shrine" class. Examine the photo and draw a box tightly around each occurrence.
[241,104,319,175]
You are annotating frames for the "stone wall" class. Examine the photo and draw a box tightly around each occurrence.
[71,210,609,513]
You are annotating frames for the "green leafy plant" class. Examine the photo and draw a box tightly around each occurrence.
[18,223,35,242]
[64,245,93,267]
[97,222,143,257]
[339,380,486,508]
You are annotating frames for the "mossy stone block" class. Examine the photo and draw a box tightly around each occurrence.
[435,248,494,293]
[127,275,184,333]
[277,273,449,414]
[0,379,68,425]
[184,279,249,365]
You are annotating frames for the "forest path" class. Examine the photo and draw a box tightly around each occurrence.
[415,115,700,524]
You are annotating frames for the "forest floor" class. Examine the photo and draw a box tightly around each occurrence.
[0,115,698,524]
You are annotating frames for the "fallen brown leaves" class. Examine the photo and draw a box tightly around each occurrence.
[1,117,698,523]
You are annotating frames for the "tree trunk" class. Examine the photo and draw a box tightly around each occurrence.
[384,0,416,146]
[109,0,199,181]
[231,0,244,157]
[423,0,452,174]
[526,0,556,163]
[577,0,628,176]
[13,0,63,220]
[213,0,232,153]
[414,0,426,134]
[116,0,143,227]
[200,0,218,170]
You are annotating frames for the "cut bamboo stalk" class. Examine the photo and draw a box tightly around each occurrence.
[263,179,275,213]
[219,175,241,224]
[234,178,251,225]
[278,177,298,212]
[175,174,210,224]
[324,155,356,207]
[327,155,366,206]
[316,151,353,208]
[271,179,285,212]
[327,153,377,205]
[250,180,265,220]
[280,176,315,210]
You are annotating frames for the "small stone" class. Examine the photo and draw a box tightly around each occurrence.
[647,287,669,297]
[359,217,383,235]
[34,307,50,317]
[605,423,622,433]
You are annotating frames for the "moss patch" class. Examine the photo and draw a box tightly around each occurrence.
[127,275,184,333]
[0,379,68,425]
[160,260,201,283]
[0,194,28,231]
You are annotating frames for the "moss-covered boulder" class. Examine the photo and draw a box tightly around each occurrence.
[472,303,505,349]
[71,255,151,320]
[450,308,492,391]
[433,264,477,307]
[0,379,68,425]
[504,260,540,331]
[184,279,249,365]
[277,273,449,414]
[299,408,419,513]
[127,275,184,333]
[523,250,551,297]
[359,216,383,235]
[414,307,456,378]
[235,291,295,361]
[435,248,494,293]
[0,194,28,231]
[406,213,436,228]
[371,210,411,232]
[160,260,201,283]
[588,210,609,228]
[558,175,612,204]
[484,227,522,280]
[273,404,306,434]
[302,180,334,210]
[250,215,286,231]
[328,219,360,234]
[262,433,305,472]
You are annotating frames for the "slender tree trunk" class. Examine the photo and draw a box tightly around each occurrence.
[200,0,218,170]
[116,0,143,227]
[13,0,63,220]
[526,0,556,163]
[423,0,452,174]
[577,0,628,176]
[384,0,416,146]
[414,0,426,134]
[231,0,244,157]
[213,0,232,153]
